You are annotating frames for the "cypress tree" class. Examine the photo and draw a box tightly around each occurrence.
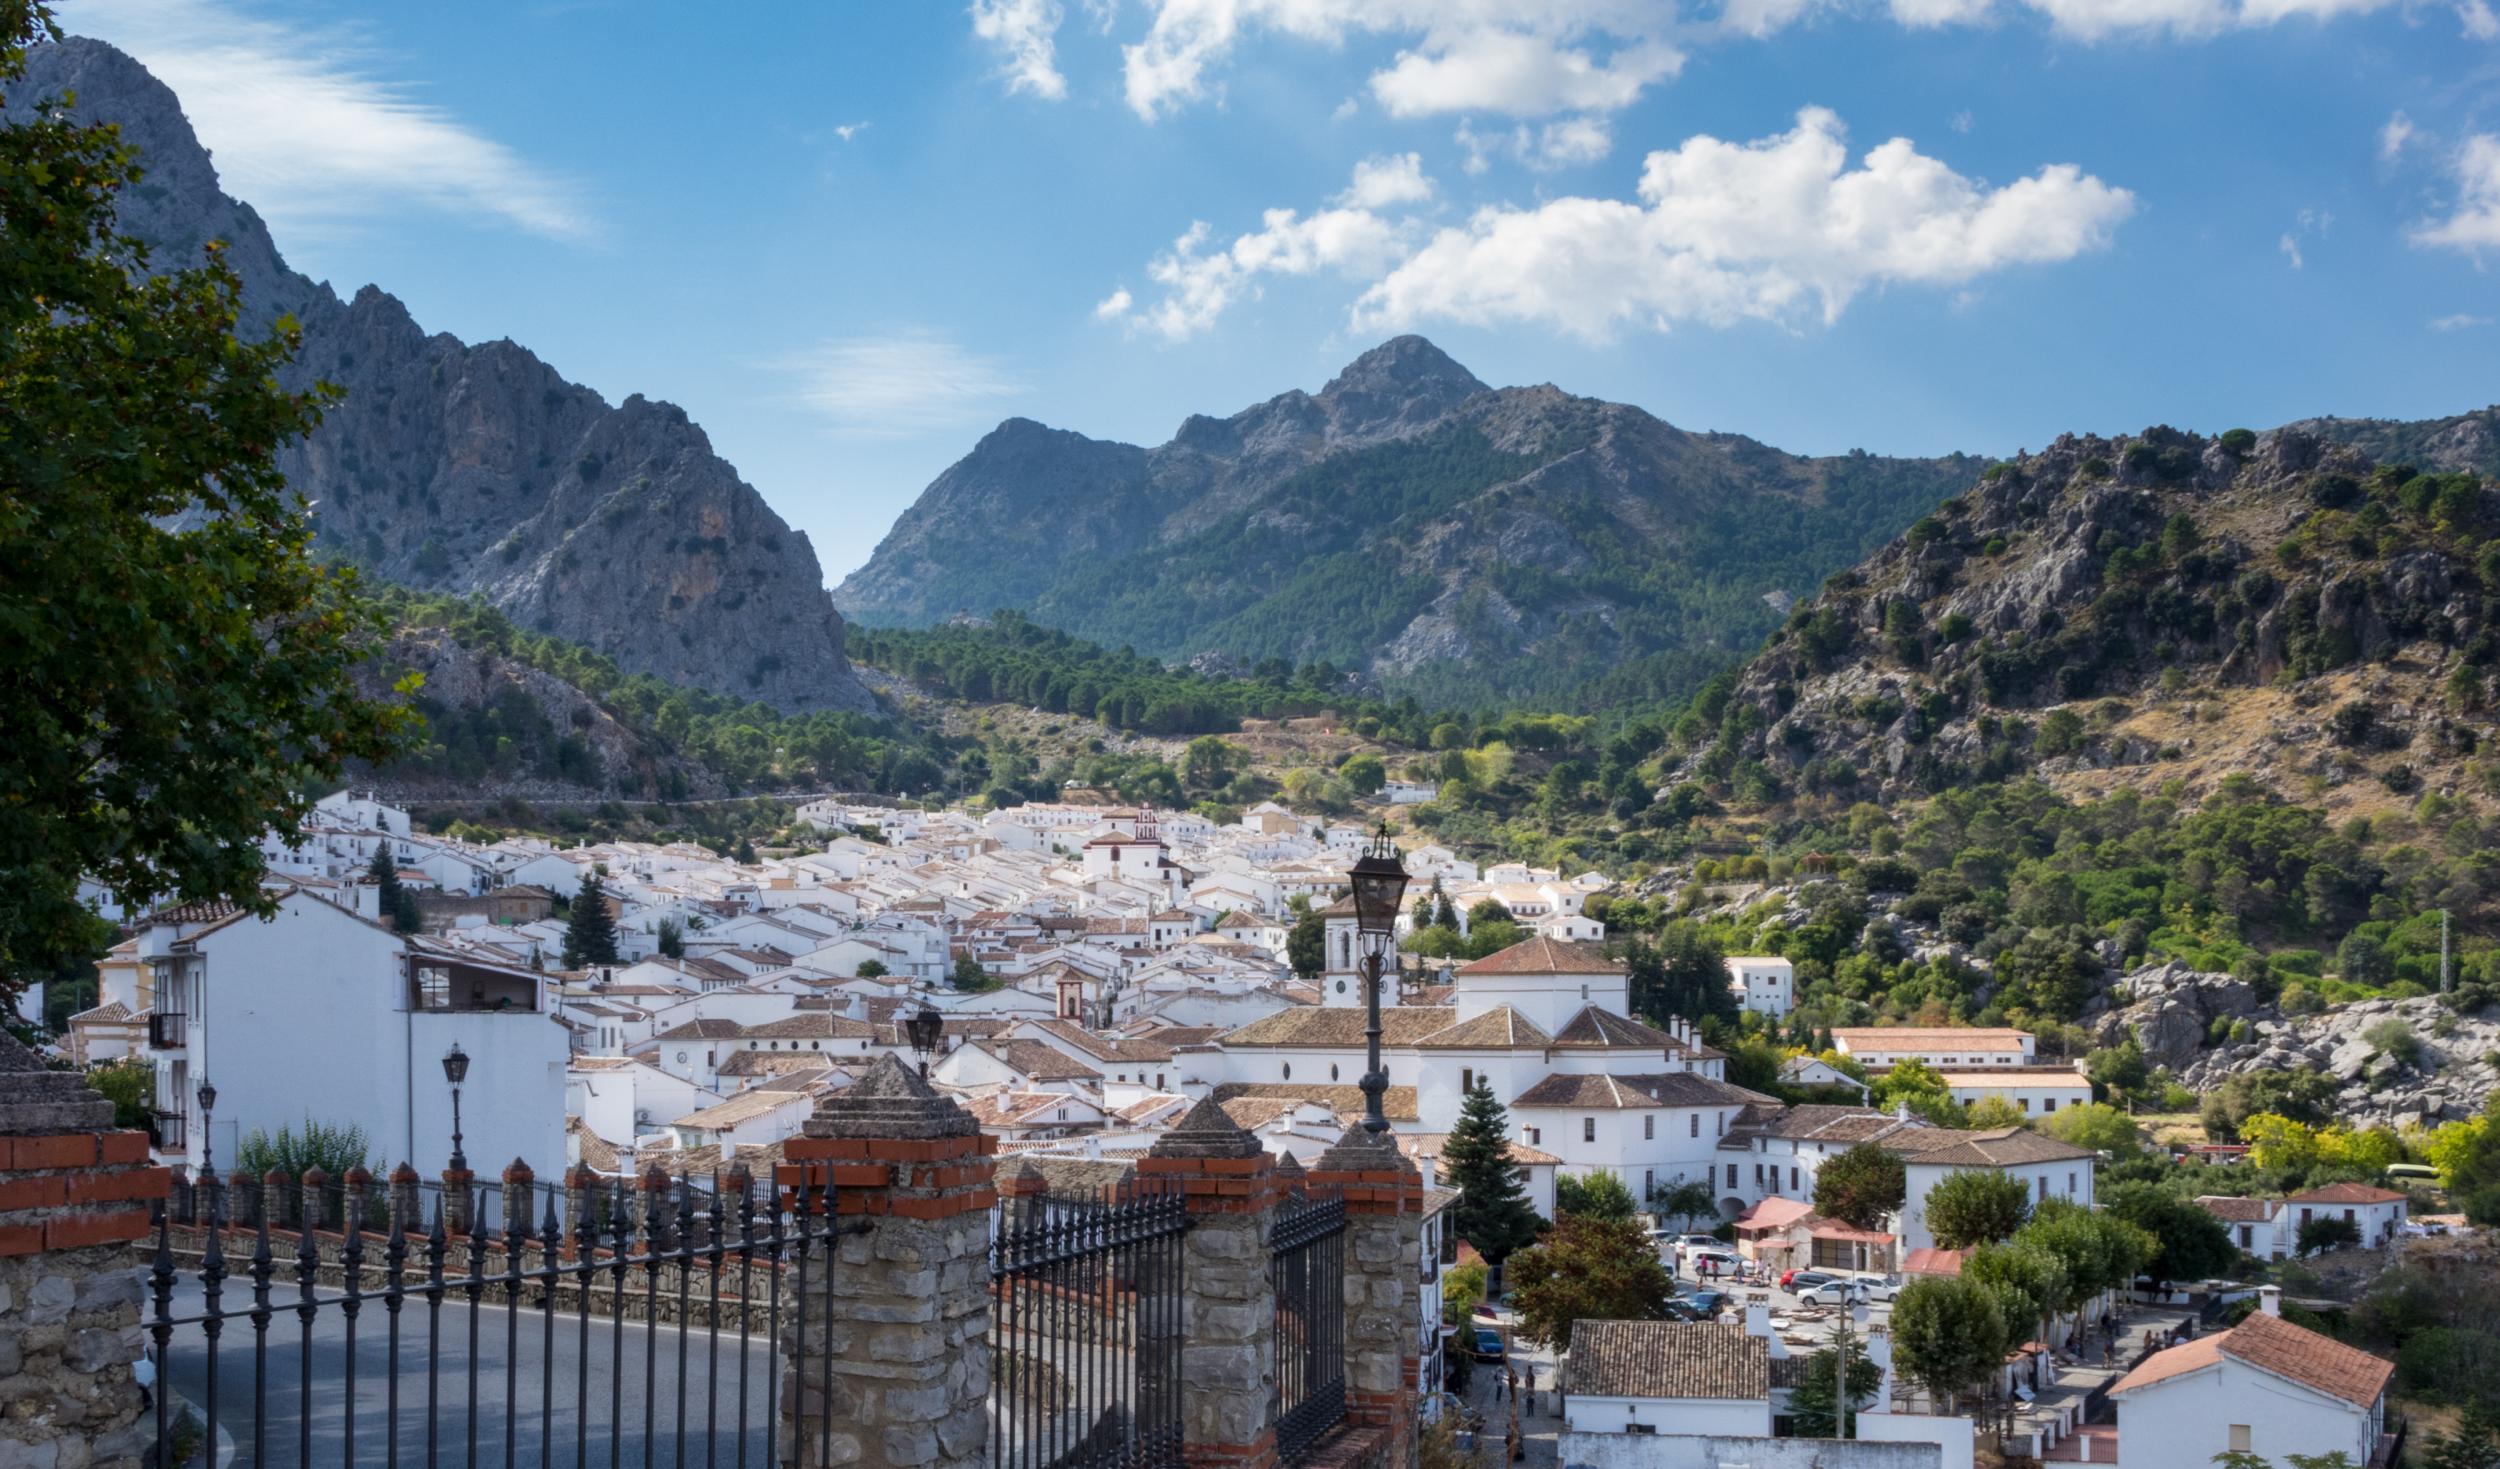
[562,870,620,969]
[367,845,404,924]
[1443,1077,1545,1273]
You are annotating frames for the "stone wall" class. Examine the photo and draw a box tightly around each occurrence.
[0,1034,170,1469]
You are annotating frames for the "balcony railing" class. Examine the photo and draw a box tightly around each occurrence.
[148,1011,188,1048]
[150,1108,187,1150]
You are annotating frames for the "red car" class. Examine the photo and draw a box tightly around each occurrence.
[1781,1269,1841,1291]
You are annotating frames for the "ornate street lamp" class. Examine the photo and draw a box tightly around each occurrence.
[906,1003,946,1077]
[1346,824,1412,1135]
[195,1077,218,1177]
[442,1043,470,1174]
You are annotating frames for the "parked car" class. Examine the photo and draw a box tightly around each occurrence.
[1796,1279,1871,1307]
[1673,1234,1724,1253]
[1677,1289,1729,1318]
[1856,1275,1904,1302]
[1781,1269,1840,1292]
[1471,1328,1507,1363]
[1682,1249,1741,1277]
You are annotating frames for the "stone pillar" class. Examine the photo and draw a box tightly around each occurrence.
[441,1158,475,1237]
[1137,1099,1279,1469]
[774,1054,995,1469]
[1307,1127,1423,1469]
[389,1162,422,1238]
[0,1031,171,1469]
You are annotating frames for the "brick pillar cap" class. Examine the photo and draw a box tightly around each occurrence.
[343,1165,370,1186]
[1146,1096,1265,1161]
[641,1163,670,1192]
[0,1030,114,1133]
[391,1161,421,1185]
[1310,1124,1416,1177]
[302,1166,329,1188]
[263,1168,288,1185]
[799,1053,978,1141]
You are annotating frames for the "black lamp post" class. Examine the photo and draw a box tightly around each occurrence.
[906,1003,945,1077]
[442,1043,470,1173]
[1346,824,1412,1136]
[195,1077,218,1177]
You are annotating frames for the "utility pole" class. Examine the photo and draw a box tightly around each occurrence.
[2441,909,2453,995]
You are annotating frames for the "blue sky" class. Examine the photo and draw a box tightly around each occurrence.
[60,0,2500,582]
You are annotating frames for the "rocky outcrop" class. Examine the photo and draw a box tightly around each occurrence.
[1672,419,2496,804]
[10,38,875,714]
[2179,995,2500,1128]
[2092,962,2263,1073]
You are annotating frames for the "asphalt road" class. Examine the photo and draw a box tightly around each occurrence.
[153,1279,782,1469]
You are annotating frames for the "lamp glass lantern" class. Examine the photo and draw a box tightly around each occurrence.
[195,1078,218,1115]
[441,1043,470,1087]
[906,1004,945,1060]
[1346,825,1411,938]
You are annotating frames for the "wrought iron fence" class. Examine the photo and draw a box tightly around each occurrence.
[988,1182,1188,1469]
[144,1164,849,1469]
[1269,1191,1345,1466]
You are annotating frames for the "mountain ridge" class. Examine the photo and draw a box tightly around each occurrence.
[835,337,1984,708]
[10,36,876,715]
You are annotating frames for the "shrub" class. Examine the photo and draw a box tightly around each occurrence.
[2219,428,2258,455]
[2364,1018,2421,1067]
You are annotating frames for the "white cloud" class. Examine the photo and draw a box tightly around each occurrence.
[1951,110,1975,134]
[781,331,1026,437]
[2431,312,2492,330]
[833,121,872,143]
[1117,154,1441,339]
[1889,0,2000,25]
[2280,205,2330,268]
[1368,31,1681,117]
[1116,2,1681,122]
[1452,115,1615,173]
[2412,134,2500,253]
[1095,287,1135,319]
[2379,111,2415,161]
[971,0,1069,101]
[64,0,589,242]
[1339,153,1436,209]
[2462,0,2500,36]
[1351,107,2134,340]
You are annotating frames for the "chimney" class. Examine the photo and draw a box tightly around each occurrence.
[2258,1285,2281,1318]
[1743,1292,1772,1341]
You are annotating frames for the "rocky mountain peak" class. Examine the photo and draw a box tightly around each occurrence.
[1315,335,1487,439]
[13,36,875,714]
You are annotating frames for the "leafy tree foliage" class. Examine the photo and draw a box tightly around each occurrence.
[1,5,411,991]
[1813,1143,1907,1230]
[1443,1078,1544,1268]
[1891,1276,2010,1411]
[2102,1182,2237,1282]
[2296,1215,2363,1256]
[1786,1337,1885,1438]
[1286,903,1326,981]
[1924,1169,2034,1249]
[1507,1212,1674,1352]
[1553,1169,1638,1221]
[2040,1103,2144,1156]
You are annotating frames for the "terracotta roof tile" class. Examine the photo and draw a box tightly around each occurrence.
[1414,1006,1553,1050]
[1454,937,1623,978]
[1567,1321,1767,1401]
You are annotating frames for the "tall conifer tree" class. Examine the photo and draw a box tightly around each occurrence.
[562,870,620,969]
[1443,1077,1544,1271]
